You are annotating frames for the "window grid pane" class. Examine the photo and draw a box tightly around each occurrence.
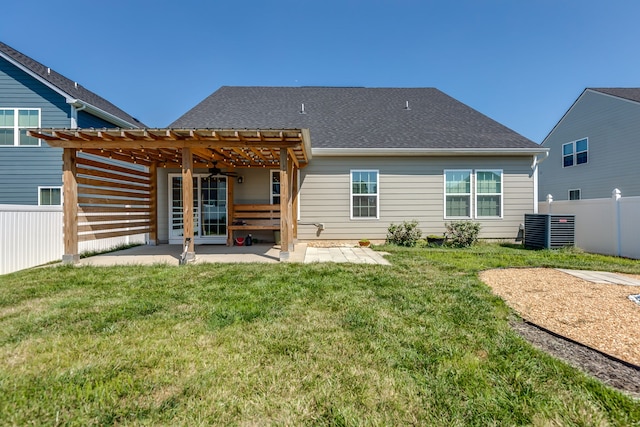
[445,171,470,194]
[477,195,500,217]
[446,195,470,217]
[0,109,14,127]
[352,195,377,218]
[0,129,13,146]
[476,171,501,193]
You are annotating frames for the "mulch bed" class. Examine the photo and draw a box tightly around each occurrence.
[512,319,640,398]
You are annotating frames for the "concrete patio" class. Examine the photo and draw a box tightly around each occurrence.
[78,243,391,266]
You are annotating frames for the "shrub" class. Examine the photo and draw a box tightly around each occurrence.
[386,220,423,247]
[444,221,481,247]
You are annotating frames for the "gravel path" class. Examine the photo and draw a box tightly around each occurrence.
[480,268,640,397]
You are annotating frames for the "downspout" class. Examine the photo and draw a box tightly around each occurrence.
[531,151,549,214]
[68,99,87,129]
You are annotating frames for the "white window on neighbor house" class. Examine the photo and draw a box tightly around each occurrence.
[444,170,472,218]
[38,187,62,206]
[270,170,280,205]
[562,138,588,168]
[351,170,379,219]
[476,170,503,218]
[0,108,41,146]
[568,189,581,200]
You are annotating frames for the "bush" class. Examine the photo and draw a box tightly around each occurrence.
[444,221,481,247]
[386,220,423,247]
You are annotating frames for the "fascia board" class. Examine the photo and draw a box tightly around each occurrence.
[312,147,549,157]
[0,51,74,102]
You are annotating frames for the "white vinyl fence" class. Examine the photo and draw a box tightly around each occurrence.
[539,189,640,259]
[1,205,146,275]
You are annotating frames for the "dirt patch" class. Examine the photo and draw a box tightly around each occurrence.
[480,268,640,397]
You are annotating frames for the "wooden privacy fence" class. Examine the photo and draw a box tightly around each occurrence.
[539,189,640,259]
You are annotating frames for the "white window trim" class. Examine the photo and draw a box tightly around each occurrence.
[38,186,62,206]
[0,108,41,147]
[475,169,503,219]
[562,137,588,168]
[568,188,581,201]
[270,169,280,205]
[350,169,379,220]
[444,169,472,219]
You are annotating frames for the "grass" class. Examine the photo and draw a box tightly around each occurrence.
[0,243,639,425]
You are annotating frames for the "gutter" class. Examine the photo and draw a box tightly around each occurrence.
[313,147,549,157]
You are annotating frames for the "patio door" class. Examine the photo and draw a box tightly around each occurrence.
[169,174,227,244]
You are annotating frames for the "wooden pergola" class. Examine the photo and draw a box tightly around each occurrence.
[29,128,312,263]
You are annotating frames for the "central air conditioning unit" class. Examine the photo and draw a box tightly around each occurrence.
[524,214,575,249]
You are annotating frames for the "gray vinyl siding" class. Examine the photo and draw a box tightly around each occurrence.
[154,157,534,242]
[298,155,534,240]
[0,57,70,204]
[539,90,640,200]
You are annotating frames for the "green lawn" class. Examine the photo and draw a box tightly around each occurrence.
[1,244,639,426]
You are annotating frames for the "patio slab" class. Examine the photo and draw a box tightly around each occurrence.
[78,243,390,266]
[557,269,640,286]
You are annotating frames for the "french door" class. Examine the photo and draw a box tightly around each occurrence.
[169,174,227,244]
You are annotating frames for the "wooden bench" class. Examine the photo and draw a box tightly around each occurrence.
[227,204,280,245]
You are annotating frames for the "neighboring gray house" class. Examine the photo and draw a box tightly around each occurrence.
[167,86,547,242]
[0,41,144,205]
[539,88,640,201]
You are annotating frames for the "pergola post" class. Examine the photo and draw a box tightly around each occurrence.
[148,162,159,245]
[292,165,299,241]
[62,148,79,264]
[279,149,290,260]
[182,147,196,262]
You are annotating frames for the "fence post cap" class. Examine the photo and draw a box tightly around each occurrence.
[612,188,622,200]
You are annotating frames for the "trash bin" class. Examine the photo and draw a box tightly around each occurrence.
[273,231,281,245]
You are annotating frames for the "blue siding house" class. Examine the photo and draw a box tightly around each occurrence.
[0,41,144,205]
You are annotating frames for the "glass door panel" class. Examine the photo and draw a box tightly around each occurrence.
[169,174,227,244]
[170,176,199,240]
[201,176,227,239]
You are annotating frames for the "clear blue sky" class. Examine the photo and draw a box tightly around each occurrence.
[3,0,639,143]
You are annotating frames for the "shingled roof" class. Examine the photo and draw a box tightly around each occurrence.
[0,41,144,128]
[590,88,640,104]
[171,86,539,150]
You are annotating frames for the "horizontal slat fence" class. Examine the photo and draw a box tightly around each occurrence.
[76,156,152,242]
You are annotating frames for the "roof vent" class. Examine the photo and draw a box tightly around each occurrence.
[300,103,307,114]
[404,101,411,110]
[74,82,78,89]
[47,67,51,75]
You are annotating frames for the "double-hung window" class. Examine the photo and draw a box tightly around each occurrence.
[476,170,502,218]
[351,170,378,219]
[0,108,40,146]
[445,170,471,218]
[562,138,588,167]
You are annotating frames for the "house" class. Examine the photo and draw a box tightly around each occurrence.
[539,88,640,201]
[35,86,547,262]
[168,87,547,242]
[0,41,144,206]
